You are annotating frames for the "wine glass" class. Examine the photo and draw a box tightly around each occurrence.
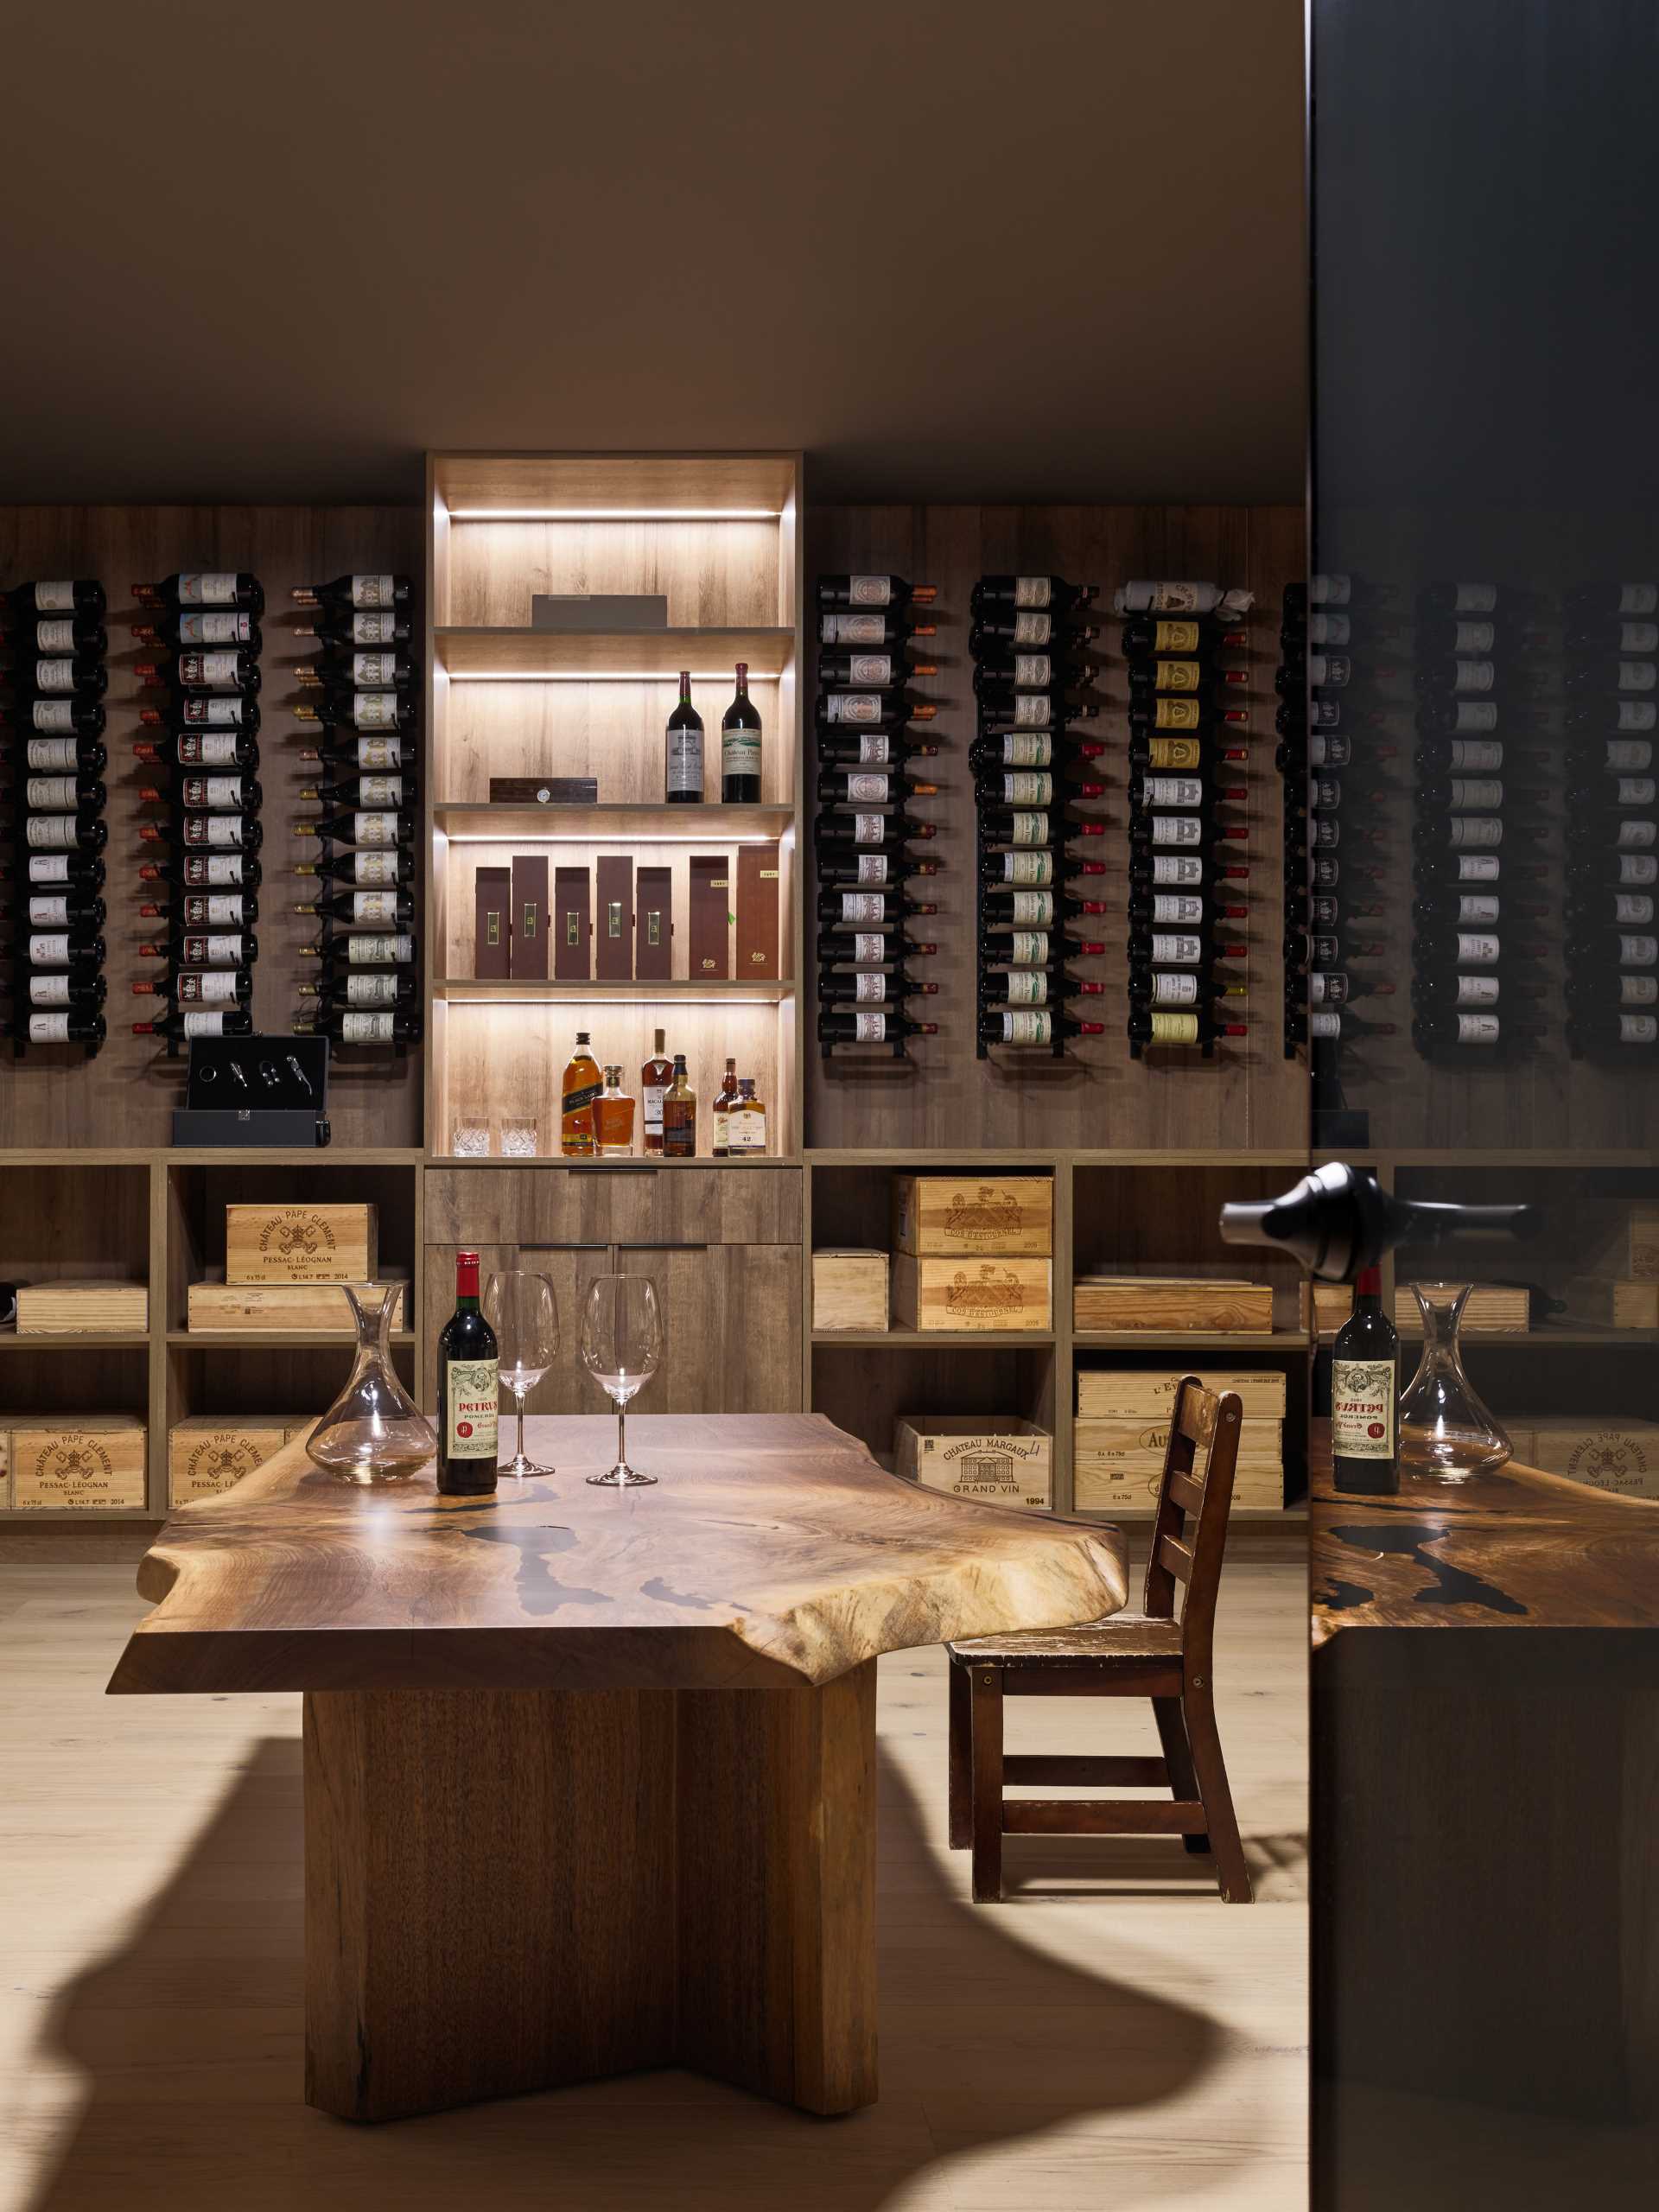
[579,1274,662,1488]
[482,1270,560,1483]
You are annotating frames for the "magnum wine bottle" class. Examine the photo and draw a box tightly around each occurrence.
[436,1251,499,1497]
[721,661,762,804]
[1331,1268,1399,1495]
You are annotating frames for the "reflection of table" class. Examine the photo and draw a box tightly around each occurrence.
[110,1413,1126,2124]
[1311,1433,1659,2133]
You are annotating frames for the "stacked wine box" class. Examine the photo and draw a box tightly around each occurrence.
[1561,581,1659,1062]
[2,579,111,1052]
[969,573,1107,1057]
[289,573,422,1051]
[811,574,943,1058]
[1408,581,1551,1064]
[1115,579,1251,1059]
[130,572,265,1051]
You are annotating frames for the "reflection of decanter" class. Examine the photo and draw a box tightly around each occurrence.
[306,1283,435,1485]
[1398,1282,1512,1481]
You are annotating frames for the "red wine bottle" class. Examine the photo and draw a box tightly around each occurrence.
[721,661,763,804]
[293,607,412,648]
[664,670,703,804]
[979,1009,1105,1046]
[436,1251,499,1498]
[134,572,264,615]
[970,575,1096,614]
[130,611,259,650]
[296,650,415,691]
[289,573,412,613]
[133,1008,254,1039]
[1331,1268,1399,1496]
[2,580,106,620]
[816,575,937,611]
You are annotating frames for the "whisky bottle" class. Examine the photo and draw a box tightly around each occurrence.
[662,1054,697,1157]
[594,1067,637,1158]
[724,1077,767,1154]
[561,1030,602,1156]
[639,1027,672,1156]
[709,1056,741,1156]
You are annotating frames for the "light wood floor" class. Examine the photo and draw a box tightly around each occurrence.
[0,1557,1307,2212]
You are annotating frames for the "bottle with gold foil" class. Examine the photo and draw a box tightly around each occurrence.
[561,1030,602,1156]
[724,1076,768,1156]
[594,1066,636,1158]
[662,1053,697,1158]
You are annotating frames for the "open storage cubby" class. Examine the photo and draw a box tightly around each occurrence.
[811,1342,1058,1478]
[1071,1160,1311,1345]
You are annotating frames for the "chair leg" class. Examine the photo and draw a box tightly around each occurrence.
[947,1659,971,1849]
[1153,1696,1210,1856]
[1182,1684,1253,1903]
[969,1667,1005,1904]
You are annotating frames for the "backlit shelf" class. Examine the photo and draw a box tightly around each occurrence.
[435,626,795,680]
[436,976,794,1005]
[434,801,795,842]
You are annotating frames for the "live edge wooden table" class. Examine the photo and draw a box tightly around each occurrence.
[1310,1431,1659,2158]
[108,1412,1126,2125]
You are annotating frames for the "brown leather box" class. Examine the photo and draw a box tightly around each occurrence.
[594,855,633,980]
[473,865,511,979]
[635,865,673,979]
[735,842,781,980]
[510,855,549,979]
[553,866,592,980]
[689,854,732,980]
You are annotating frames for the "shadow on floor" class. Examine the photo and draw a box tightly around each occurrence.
[22,1735,1263,2212]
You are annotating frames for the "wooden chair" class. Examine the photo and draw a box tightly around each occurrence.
[946,1377,1252,1904]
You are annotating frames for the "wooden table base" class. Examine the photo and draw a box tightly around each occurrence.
[303,1665,878,2123]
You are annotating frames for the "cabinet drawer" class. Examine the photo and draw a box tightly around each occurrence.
[423,1166,802,1249]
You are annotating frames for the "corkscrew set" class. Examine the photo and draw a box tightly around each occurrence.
[812,574,944,1058]
[0,579,111,1053]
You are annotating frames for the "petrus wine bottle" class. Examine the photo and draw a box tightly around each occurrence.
[816,575,937,611]
[294,607,413,648]
[819,610,937,647]
[1331,1268,1399,1495]
[720,661,763,803]
[290,573,412,613]
[970,575,1096,614]
[817,651,939,689]
[2,579,106,620]
[436,1250,499,1497]
[134,571,264,615]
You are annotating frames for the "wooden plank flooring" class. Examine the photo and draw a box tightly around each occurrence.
[2,1559,1307,2211]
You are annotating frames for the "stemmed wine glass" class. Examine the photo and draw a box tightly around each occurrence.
[482,1269,560,1483]
[579,1274,662,1488]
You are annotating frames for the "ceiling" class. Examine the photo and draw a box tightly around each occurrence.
[2,1,1306,509]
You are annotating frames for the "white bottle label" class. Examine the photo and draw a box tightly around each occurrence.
[182,696,247,725]
[1446,702,1498,732]
[1455,1013,1501,1043]
[1618,934,1659,965]
[848,575,893,607]
[851,932,885,963]
[1010,694,1053,728]
[1613,623,1659,652]
[1618,976,1659,1004]
[1003,851,1053,884]
[1452,854,1501,881]
[1000,772,1052,804]
[855,734,891,764]
[1616,661,1659,691]
[33,658,76,692]
[1617,779,1659,805]
[1149,1010,1202,1041]
[1148,932,1203,965]
[998,734,1051,767]
[177,573,238,606]
[842,772,890,804]
[1615,819,1659,848]
[1006,811,1047,846]
[1452,584,1498,613]
[25,776,80,810]
[1151,972,1198,1005]
[349,811,398,846]
[179,651,244,689]
[185,816,245,848]
[1007,891,1053,925]
[1151,815,1203,846]
[1610,700,1659,730]
[353,694,400,729]
[643,1082,667,1134]
[27,894,69,925]
[854,1011,887,1041]
[353,737,402,769]
[34,582,75,611]
[1449,778,1503,810]
[1455,894,1500,924]
[1616,586,1659,613]
[181,1011,230,1037]
[1143,776,1204,809]
[1450,620,1496,652]
[847,653,893,686]
[1332,1359,1396,1459]
[838,893,883,924]
[824,693,883,725]
[1011,611,1052,645]
[188,776,245,809]
[337,974,399,1005]
[721,715,762,785]
[196,895,242,925]
[1309,973,1343,1006]
[177,610,251,645]
[724,1107,766,1152]
[345,932,415,964]
[26,854,70,882]
[1447,740,1503,771]
[1619,1014,1659,1041]
[1307,613,1351,645]
[1000,1009,1052,1043]
[1604,740,1654,771]
[1151,854,1205,886]
[1454,933,1501,964]
[196,854,245,886]
[1007,932,1049,965]
[342,575,395,608]
[25,816,84,849]
[852,814,884,845]
[1013,576,1052,608]
[1012,653,1052,687]
[1448,817,1503,848]
[1001,970,1048,1005]
[27,1013,72,1041]
[822,613,887,645]
[854,974,886,1005]
[341,1009,397,1040]
[28,978,78,1010]
[1617,854,1659,884]
[1152,893,1205,924]
[1446,659,1494,694]
[27,934,71,965]
[1611,893,1657,923]
[35,619,79,652]
[1454,976,1500,1006]
[855,854,888,883]
[29,699,75,732]
[180,973,240,1004]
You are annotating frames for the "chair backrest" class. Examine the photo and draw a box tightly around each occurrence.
[1141,1376,1244,1675]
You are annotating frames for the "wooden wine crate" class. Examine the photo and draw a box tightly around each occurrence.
[891,1174,1052,1258]
[14,1280,149,1333]
[1073,1277,1274,1332]
[9,1416,148,1512]
[1586,1204,1659,1282]
[225,1203,378,1285]
[1077,1414,1283,1470]
[1304,1282,1353,1336]
[1395,1281,1528,1332]
[893,1415,1052,1510]
[811,1249,889,1332]
[1508,1416,1659,1500]
[1563,1276,1659,1329]
[187,1275,407,1332]
[1077,1368,1288,1421]
[891,1255,1052,1332]
[1073,1452,1285,1515]
[168,1417,303,1508]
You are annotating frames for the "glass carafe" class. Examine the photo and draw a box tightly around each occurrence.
[306,1282,436,1484]
[1398,1281,1512,1481]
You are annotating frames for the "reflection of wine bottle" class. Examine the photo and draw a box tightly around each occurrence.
[1567,1009,1659,1055]
[1412,1012,1546,1055]
[1331,1268,1399,1496]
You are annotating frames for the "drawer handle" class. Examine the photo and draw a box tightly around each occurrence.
[571,1163,659,1174]
[616,1241,708,1253]
[519,1242,610,1252]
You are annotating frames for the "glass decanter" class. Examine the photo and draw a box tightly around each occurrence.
[1398,1281,1512,1481]
[306,1282,436,1485]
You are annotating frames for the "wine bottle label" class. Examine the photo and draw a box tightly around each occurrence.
[34,582,75,611]
[1617,933,1659,965]
[175,573,238,606]
[349,931,414,964]
[848,575,893,607]
[1001,1009,1053,1043]
[1452,1013,1501,1042]
[178,973,240,1004]
[823,693,883,724]
[822,613,887,645]
[341,1010,397,1041]
[442,1357,499,1459]
[1150,697,1203,729]
[853,973,885,1004]
[1149,584,1200,613]
[336,974,401,1005]
[1446,740,1503,771]
[664,727,702,793]
[1618,1013,1659,1040]
[1611,622,1659,652]
[181,696,247,725]
[34,619,80,652]
[1007,890,1054,925]
[1309,973,1345,1006]
[1307,575,1351,606]
[724,1109,766,1152]
[1141,775,1203,807]
[27,931,71,966]
[1458,894,1500,924]
[188,896,241,925]
[343,811,394,845]
[836,893,884,925]
[188,853,245,886]
[183,816,245,847]
[719,721,761,784]
[1451,932,1501,964]
[1012,653,1053,687]
[1447,817,1503,847]
[851,932,885,963]
[855,853,888,883]
[178,610,251,645]
[349,737,400,769]
[997,772,1052,804]
[1452,853,1500,880]
[1618,976,1659,1003]
[842,772,890,804]
[845,654,893,685]
[1311,697,1342,728]
[849,814,887,846]
[1009,577,1052,608]
[1151,854,1204,885]
[1616,778,1659,805]
[28,1012,72,1041]
[853,734,891,764]
[1449,620,1496,652]
[337,653,391,687]
[1154,659,1203,694]
[24,776,81,810]
[174,734,234,766]
[26,854,70,882]
[1012,695,1053,728]
[854,1011,888,1041]
[1607,705,1659,738]
[28,698,74,731]
[180,776,246,809]
[1313,819,1339,849]
[177,651,245,690]
[27,894,69,925]
[1448,584,1497,613]
[997,734,1052,766]
[178,934,242,965]
[1310,775,1340,811]
[1151,893,1204,924]
[1149,932,1203,965]
[1616,853,1659,882]
[1001,971,1049,1008]
[1614,660,1659,690]
[1441,702,1498,732]
[1308,1012,1342,1039]
[1444,658,1494,695]
[1007,611,1052,645]
[1002,851,1054,885]
[1308,653,1351,686]
[1614,818,1659,848]
[25,816,84,849]
[1152,620,1202,652]
[338,693,396,729]
[1151,973,1198,1005]
[1149,1011,1199,1042]
[1332,1359,1395,1459]
[643,1083,667,1133]
[1613,585,1659,614]
[32,658,76,692]
[1448,777,1503,810]
[1602,740,1654,771]
[1147,737,1201,768]
[1151,815,1203,845]
[1007,932,1049,965]
[1453,975,1500,1006]
[181,1011,230,1036]
[338,575,394,608]
[1007,811,1049,845]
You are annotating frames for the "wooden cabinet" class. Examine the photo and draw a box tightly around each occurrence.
[613,1243,801,1414]
[423,1166,801,1249]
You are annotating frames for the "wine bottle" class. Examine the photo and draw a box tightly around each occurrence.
[296,736,410,773]
[985,887,1107,923]
[293,887,411,927]
[297,972,417,1007]
[969,733,1107,772]
[294,607,412,648]
[1416,581,1541,617]
[10,932,105,972]
[137,931,256,968]
[817,888,939,926]
[1567,1010,1659,1054]
[290,573,412,613]
[5,1011,105,1045]
[130,610,259,651]
[664,670,704,804]
[817,733,940,767]
[134,731,258,771]
[818,1010,940,1044]
[296,774,416,810]
[1127,892,1247,929]
[435,1250,499,1498]
[1116,580,1254,617]
[979,1009,1104,1045]
[1,893,105,930]
[1560,925,1659,968]
[20,974,106,1014]
[968,614,1098,653]
[1331,1268,1399,1495]
[817,770,939,809]
[1128,661,1248,701]
[978,970,1106,1007]
[1564,657,1659,696]
[296,650,415,691]
[978,928,1108,962]
[1410,968,1546,1010]
[140,852,260,889]
[1411,888,1547,927]
[0,653,107,698]
[1287,1008,1396,1045]
[816,575,936,611]
[143,892,256,928]
[812,853,941,887]
[979,849,1108,887]
[1121,617,1248,657]
[818,610,937,647]
[1410,816,1545,852]
[1304,970,1396,1007]
[815,692,939,728]
[292,1009,423,1045]
[973,691,1099,730]
[137,776,260,813]
[4,852,105,890]
[291,694,414,733]
[1564,888,1658,929]
[20,813,107,853]
[292,810,414,848]
[300,931,416,968]
[1128,815,1249,853]
[130,969,252,1005]
[1130,699,1250,734]
[969,654,1096,695]
[973,772,1106,808]
[1412,1012,1547,1055]
[1413,849,1543,887]
[1128,774,1247,813]
[292,846,414,887]
[970,575,1096,614]
[820,931,939,965]
[138,816,263,851]
[817,652,939,689]
[135,652,260,696]
[2,580,106,620]
[818,969,939,1005]
[1128,849,1250,890]
[1138,739,1249,774]
[16,614,106,655]
[140,696,258,732]
[133,1008,254,1040]
[1,696,106,737]
[561,1031,602,1155]
[134,572,264,615]
[3,774,105,811]
[813,811,938,848]
[721,661,763,804]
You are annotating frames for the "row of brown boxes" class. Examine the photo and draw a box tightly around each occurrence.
[1,1416,310,1512]
[815,1175,1054,1333]
[188,1204,404,1330]
[1075,1367,1287,1512]
[473,849,780,982]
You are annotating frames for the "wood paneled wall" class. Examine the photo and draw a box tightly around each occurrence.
[804,504,1307,1154]
[0,506,424,1149]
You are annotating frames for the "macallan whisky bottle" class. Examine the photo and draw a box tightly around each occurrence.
[561,1030,602,1156]
[662,1053,697,1158]
[709,1055,740,1156]
[595,1066,636,1157]
[639,1027,672,1155]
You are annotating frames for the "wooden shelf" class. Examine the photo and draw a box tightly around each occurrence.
[433,451,798,516]
[425,1154,803,1169]
[812,1327,1055,1349]
[1072,1330,1311,1351]
[435,627,794,680]
[435,801,795,842]
[167,1331,416,1351]
[436,976,795,1005]
[0,1332,150,1352]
